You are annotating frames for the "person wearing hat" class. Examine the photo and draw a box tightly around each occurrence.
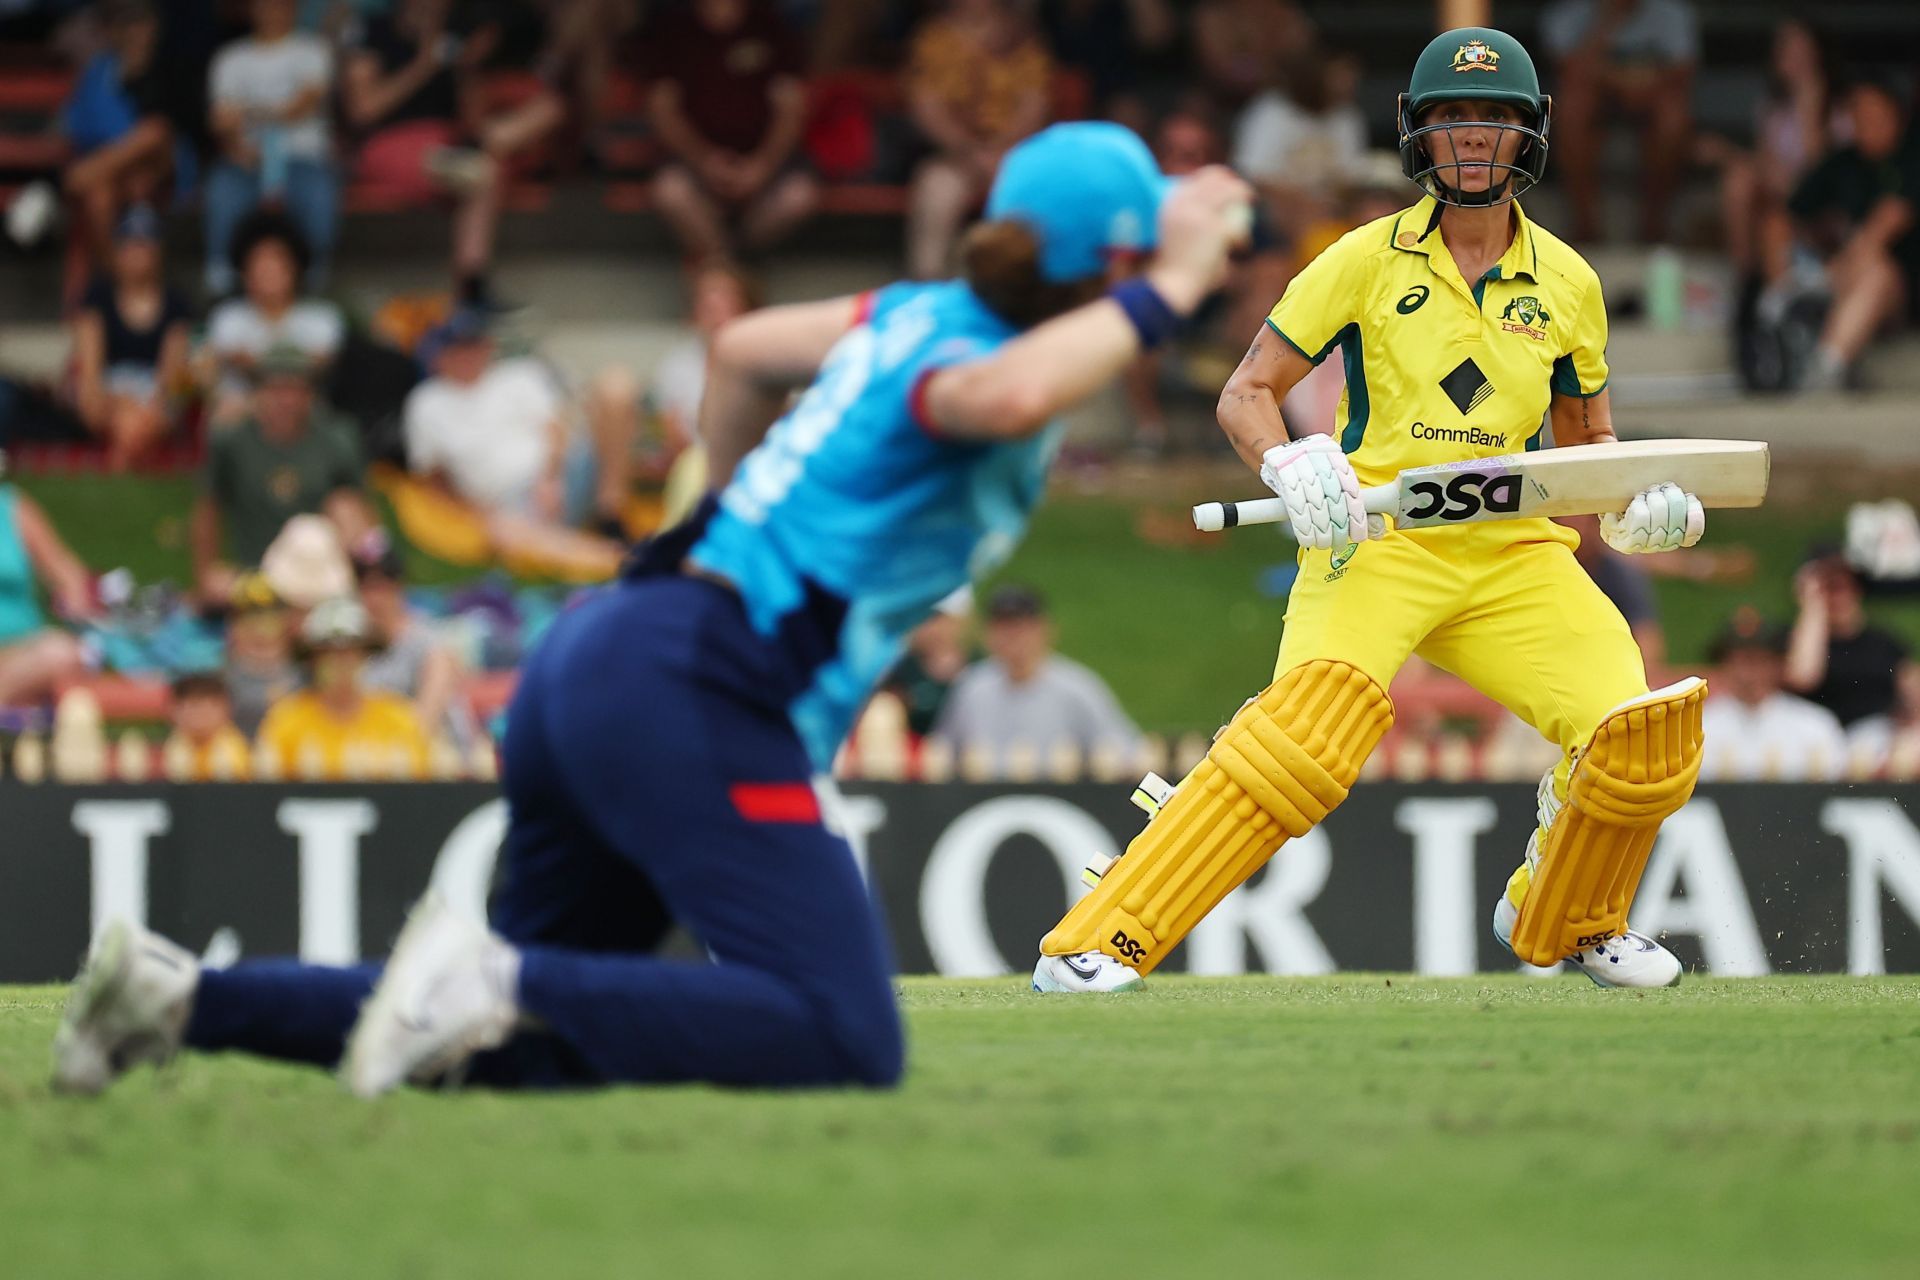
[256,595,430,780]
[52,122,1253,1096]
[222,570,299,738]
[933,584,1139,774]
[71,204,193,469]
[190,343,375,608]
[1701,606,1846,780]
[1042,27,1720,994]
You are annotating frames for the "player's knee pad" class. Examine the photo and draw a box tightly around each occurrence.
[1040,660,1392,974]
[1509,677,1706,966]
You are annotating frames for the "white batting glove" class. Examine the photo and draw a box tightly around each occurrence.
[1600,482,1705,553]
[1259,435,1383,551]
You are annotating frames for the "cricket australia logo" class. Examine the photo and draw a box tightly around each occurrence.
[1499,295,1551,340]
[1452,39,1500,73]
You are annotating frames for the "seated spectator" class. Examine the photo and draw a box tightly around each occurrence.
[596,260,756,525]
[1543,0,1697,243]
[341,0,564,307]
[162,670,252,780]
[932,585,1140,775]
[59,0,173,298]
[640,0,818,264]
[904,0,1053,280]
[1,206,190,467]
[1232,50,1366,238]
[1040,0,1175,131]
[1785,554,1913,727]
[405,308,625,578]
[1772,80,1918,392]
[191,346,375,606]
[1715,19,1830,298]
[355,545,474,748]
[203,0,340,297]
[1847,662,1920,776]
[201,211,344,425]
[1190,0,1312,113]
[0,460,96,705]
[1700,608,1847,780]
[222,571,300,738]
[259,596,429,779]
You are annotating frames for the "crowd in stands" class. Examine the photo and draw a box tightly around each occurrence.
[0,0,1914,783]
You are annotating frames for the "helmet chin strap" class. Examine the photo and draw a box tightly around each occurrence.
[1431,171,1517,207]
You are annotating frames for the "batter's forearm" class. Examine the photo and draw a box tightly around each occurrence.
[1216,386,1288,471]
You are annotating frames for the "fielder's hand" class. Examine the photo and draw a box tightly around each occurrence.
[1600,482,1705,553]
[1259,435,1385,551]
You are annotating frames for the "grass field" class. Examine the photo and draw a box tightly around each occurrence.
[3,976,1919,1278]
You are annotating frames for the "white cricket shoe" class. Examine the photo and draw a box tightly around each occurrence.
[1492,895,1682,989]
[1031,951,1144,994]
[52,919,199,1095]
[341,894,520,1098]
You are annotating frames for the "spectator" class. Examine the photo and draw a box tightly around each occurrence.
[1232,50,1366,238]
[163,670,251,780]
[58,0,172,297]
[405,308,626,578]
[1,205,190,467]
[1785,554,1914,727]
[932,585,1140,774]
[1039,0,1175,131]
[640,0,818,264]
[199,211,344,425]
[1191,0,1312,113]
[885,588,975,736]
[1775,80,1918,392]
[0,457,95,705]
[1700,608,1847,780]
[191,346,374,607]
[904,0,1053,280]
[1716,19,1831,292]
[355,545,474,748]
[222,571,299,738]
[341,0,565,307]
[203,0,340,297]
[1542,0,1698,243]
[258,596,430,779]
[1847,662,1920,776]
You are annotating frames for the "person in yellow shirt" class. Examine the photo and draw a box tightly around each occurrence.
[1038,27,1715,993]
[258,597,430,780]
[162,672,252,781]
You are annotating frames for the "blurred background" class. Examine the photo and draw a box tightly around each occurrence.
[0,0,1914,788]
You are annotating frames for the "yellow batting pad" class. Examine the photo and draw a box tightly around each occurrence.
[1509,678,1706,966]
[1041,661,1391,974]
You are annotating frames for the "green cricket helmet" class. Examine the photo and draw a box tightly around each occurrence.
[1398,26,1551,207]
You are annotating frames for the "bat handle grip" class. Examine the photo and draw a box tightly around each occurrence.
[1192,480,1400,533]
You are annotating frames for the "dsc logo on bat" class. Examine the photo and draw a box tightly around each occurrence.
[1402,471,1524,522]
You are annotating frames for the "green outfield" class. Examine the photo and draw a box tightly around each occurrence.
[3,976,1918,1278]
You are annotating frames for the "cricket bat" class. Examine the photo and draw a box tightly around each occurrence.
[1192,438,1770,533]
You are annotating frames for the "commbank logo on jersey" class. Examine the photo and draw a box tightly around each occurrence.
[1499,295,1551,340]
[1439,357,1494,414]
[1452,40,1500,73]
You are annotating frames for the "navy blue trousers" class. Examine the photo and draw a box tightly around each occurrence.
[186,576,905,1089]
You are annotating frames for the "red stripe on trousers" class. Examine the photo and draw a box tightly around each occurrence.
[730,783,822,824]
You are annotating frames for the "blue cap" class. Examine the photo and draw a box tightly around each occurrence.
[985,123,1171,283]
[114,203,161,243]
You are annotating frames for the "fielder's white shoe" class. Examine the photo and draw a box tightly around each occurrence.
[1492,895,1682,989]
[52,919,199,1095]
[341,894,520,1098]
[1032,951,1144,993]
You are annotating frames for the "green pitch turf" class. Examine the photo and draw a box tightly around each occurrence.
[4,977,1919,1279]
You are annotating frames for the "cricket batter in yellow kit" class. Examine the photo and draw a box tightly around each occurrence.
[1034,26,1710,992]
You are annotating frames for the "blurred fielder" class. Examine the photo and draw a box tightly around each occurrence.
[54,123,1252,1096]
[1036,27,1710,994]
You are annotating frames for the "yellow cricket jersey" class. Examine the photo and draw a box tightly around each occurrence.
[1265,195,1609,542]
[258,690,430,780]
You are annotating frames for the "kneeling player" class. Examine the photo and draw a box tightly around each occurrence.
[55,126,1253,1095]
[1035,27,1707,994]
